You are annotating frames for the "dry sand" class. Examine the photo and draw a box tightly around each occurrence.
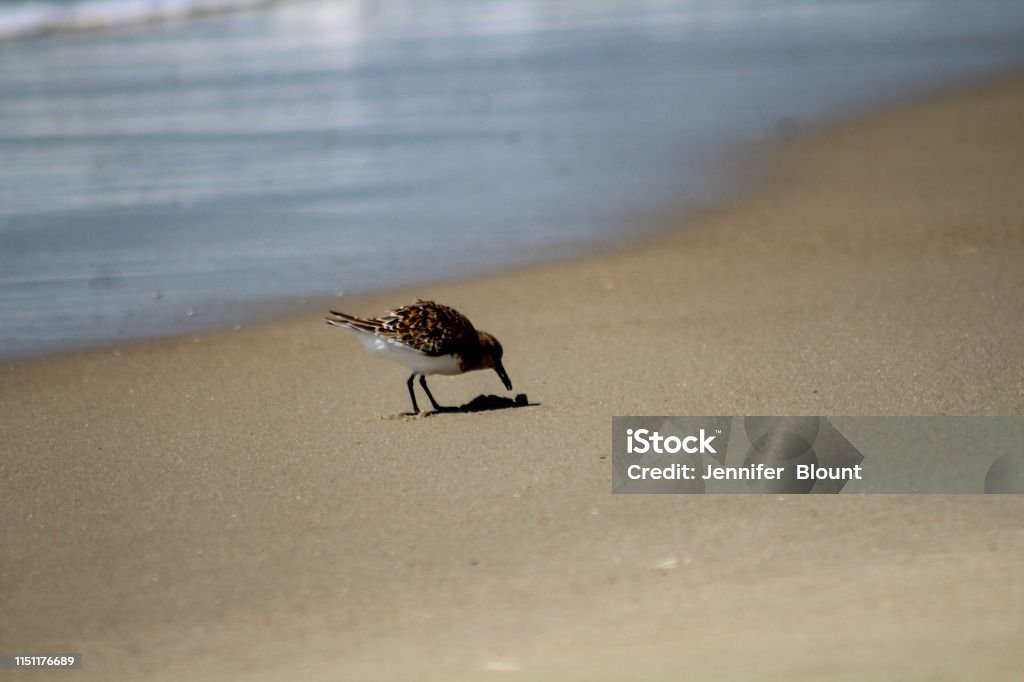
[2,78,1024,680]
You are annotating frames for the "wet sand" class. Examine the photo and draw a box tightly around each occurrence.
[2,78,1023,680]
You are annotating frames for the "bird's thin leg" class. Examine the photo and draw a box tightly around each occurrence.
[419,375,446,412]
[406,374,420,414]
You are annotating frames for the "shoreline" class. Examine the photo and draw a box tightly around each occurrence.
[5,70,1023,370]
[2,76,1023,680]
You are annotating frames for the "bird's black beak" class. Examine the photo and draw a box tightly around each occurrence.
[495,362,513,391]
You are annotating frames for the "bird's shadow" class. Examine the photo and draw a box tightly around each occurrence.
[408,393,540,417]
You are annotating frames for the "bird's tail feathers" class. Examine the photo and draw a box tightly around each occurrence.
[325,310,380,333]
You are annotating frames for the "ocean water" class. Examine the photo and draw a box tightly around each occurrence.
[2,0,1024,359]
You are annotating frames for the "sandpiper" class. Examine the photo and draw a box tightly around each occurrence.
[326,299,512,414]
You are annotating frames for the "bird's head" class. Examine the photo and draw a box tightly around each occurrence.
[476,331,512,391]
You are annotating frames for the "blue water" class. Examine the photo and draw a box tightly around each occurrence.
[2,0,1024,359]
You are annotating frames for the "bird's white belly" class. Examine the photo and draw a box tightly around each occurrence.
[359,334,463,375]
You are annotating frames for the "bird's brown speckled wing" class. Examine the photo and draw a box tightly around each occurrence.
[377,300,477,355]
[328,299,477,356]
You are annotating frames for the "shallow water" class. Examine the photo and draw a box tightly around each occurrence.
[2,0,1024,359]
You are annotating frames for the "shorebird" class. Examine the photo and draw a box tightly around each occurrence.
[326,299,512,414]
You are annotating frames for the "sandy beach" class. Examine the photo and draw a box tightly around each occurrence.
[3,77,1023,680]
